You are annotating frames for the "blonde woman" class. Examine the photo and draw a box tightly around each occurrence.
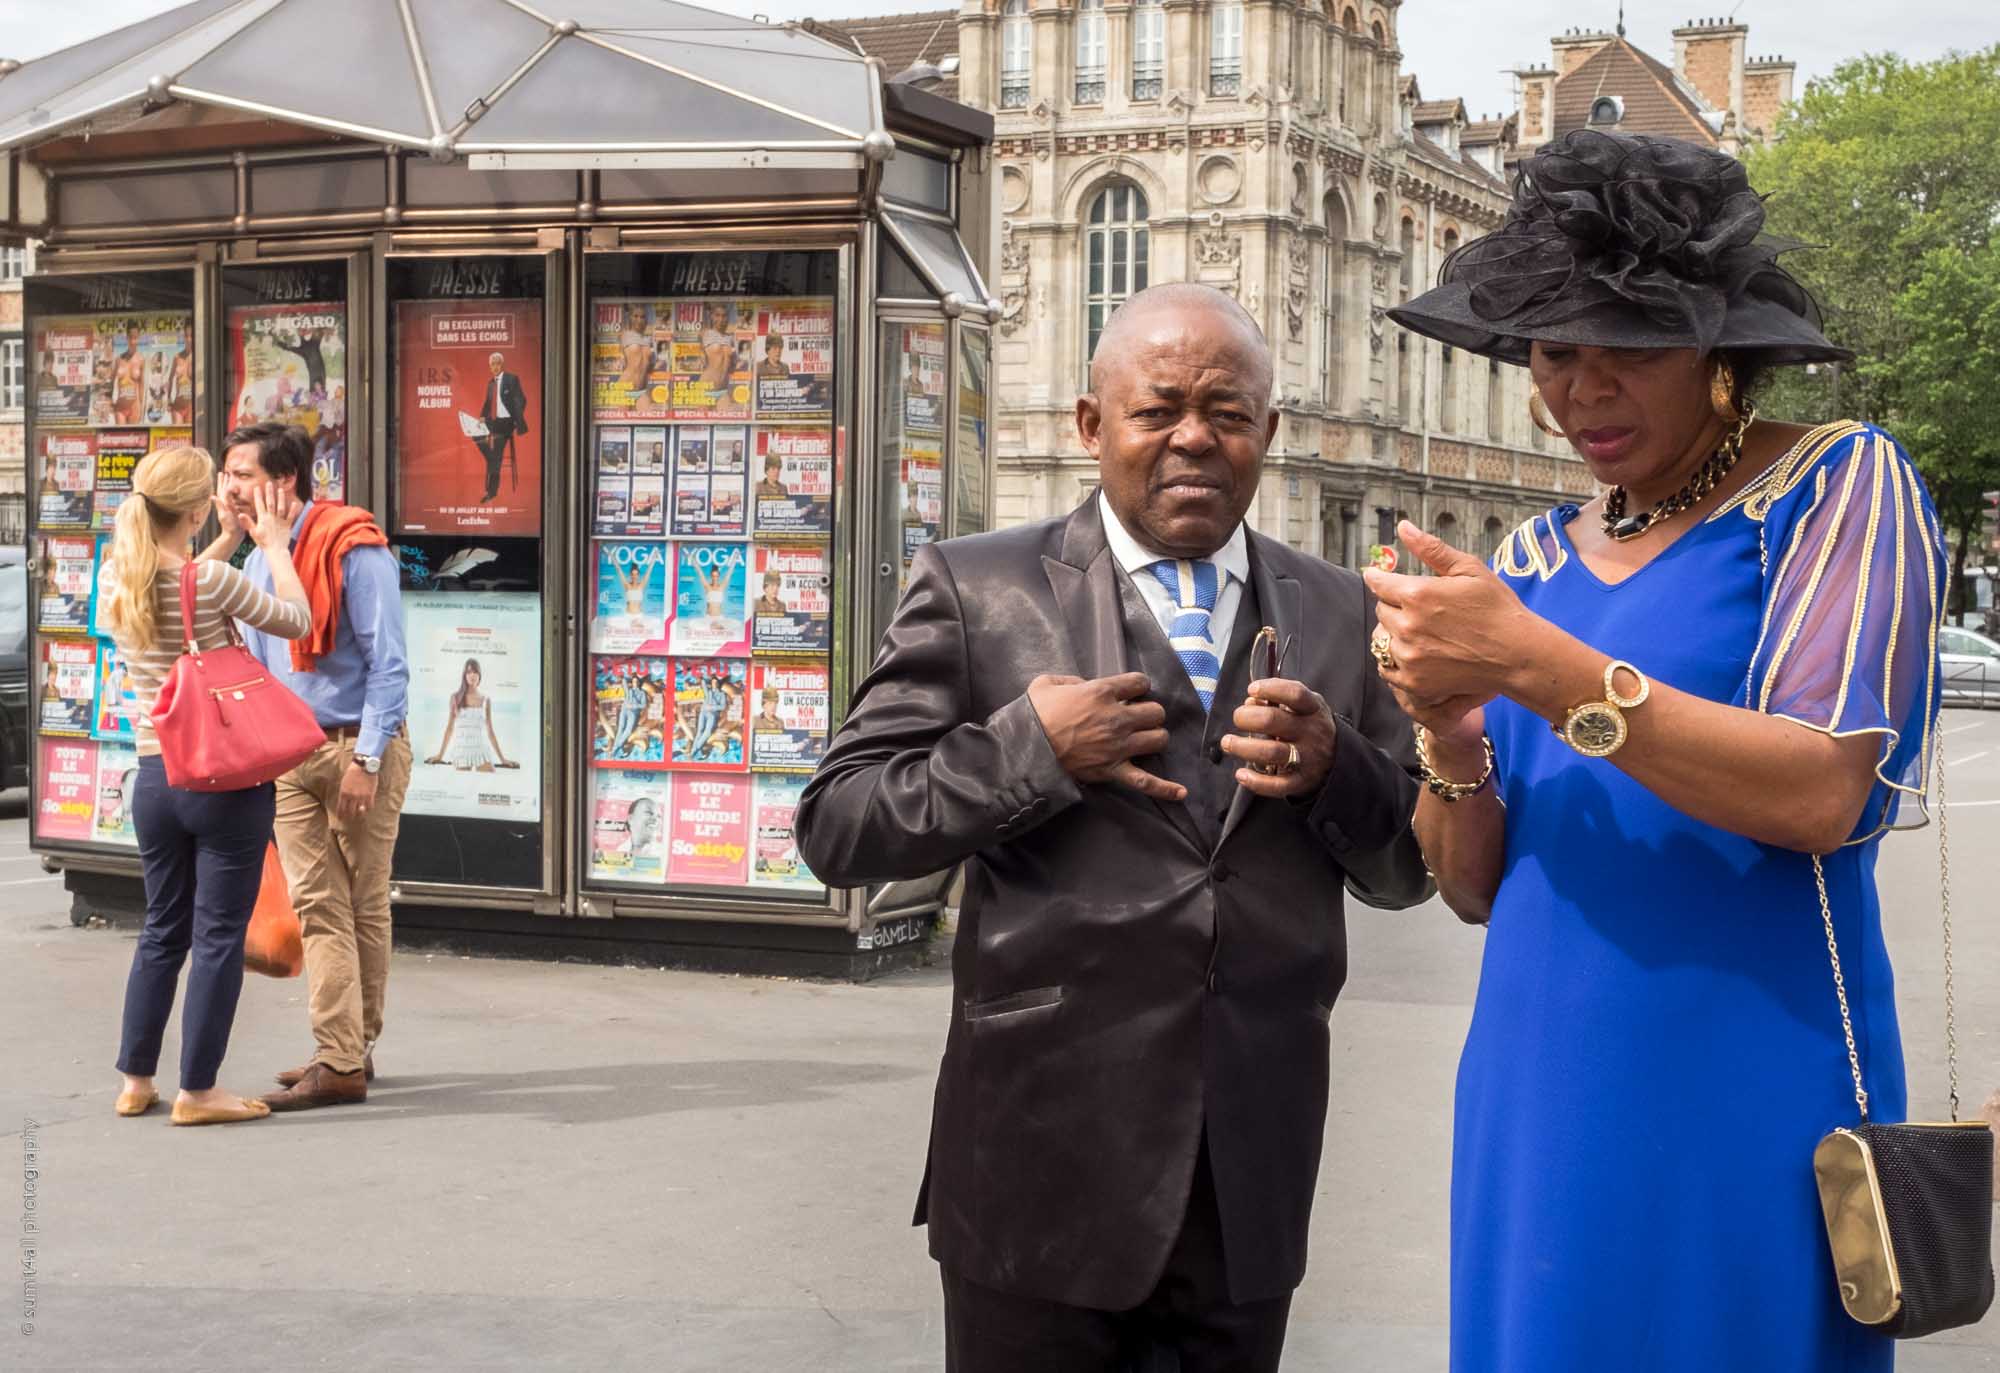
[98,445,312,1125]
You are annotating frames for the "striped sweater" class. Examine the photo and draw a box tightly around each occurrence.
[102,558,312,757]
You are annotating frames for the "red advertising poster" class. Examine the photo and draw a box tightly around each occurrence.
[37,737,98,842]
[667,774,751,886]
[393,298,543,536]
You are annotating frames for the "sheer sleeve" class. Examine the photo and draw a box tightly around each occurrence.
[1745,425,1946,842]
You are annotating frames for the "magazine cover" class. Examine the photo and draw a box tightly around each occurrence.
[37,431,95,529]
[592,655,670,768]
[593,425,632,535]
[91,640,138,744]
[666,774,751,886]
[88,429,151,532]
[38,535,97,634]
[749,774,821,892]
[751,427,833,538]
[669,301,752,422]
[752,299,834,421]
[902,323,947,435]
[702,425,748,537]
[39,638,95,735]
[91,741,140,848]
[589,300,673,420]
[31,317,98,425]
[900,447,943,578]
[748,661,829,772]
[87,314,194,427]
[629,425,668,536]
[588,769,670,884]
[392,297,544,536]
[670,658,749,770]
[35,738,97,843]
[227,301,349,503]
[750,543,830,654]
[403,592,543,822]
[671,425,709,536]
[592,540,671,655]
[669,541,749,657]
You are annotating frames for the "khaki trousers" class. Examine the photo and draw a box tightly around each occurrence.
[271,732,411,1074]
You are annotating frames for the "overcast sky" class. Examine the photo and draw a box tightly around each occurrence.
[0,0,1991,123]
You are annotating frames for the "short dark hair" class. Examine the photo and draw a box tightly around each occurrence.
[222,421,315,501]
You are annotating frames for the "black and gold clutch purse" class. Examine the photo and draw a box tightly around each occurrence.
[1810,740,1995,1340]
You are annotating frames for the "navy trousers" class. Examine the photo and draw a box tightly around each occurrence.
[116,755,276,1091]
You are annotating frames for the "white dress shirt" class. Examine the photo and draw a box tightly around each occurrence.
[1098,492,1250,658]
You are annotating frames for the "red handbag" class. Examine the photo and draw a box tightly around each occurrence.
[151,562,325,791]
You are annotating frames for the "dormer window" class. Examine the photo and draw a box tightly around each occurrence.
[1589,95,1624,126]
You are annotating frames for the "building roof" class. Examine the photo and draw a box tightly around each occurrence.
[1550,36,1718,145]
[1461,117,1510,146]
[1413,98,1465,126]
[1409,129,1508,196]
[813,11,960,101]
[0,0,883,161]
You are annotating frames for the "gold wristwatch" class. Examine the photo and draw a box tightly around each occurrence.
[1553,660,1650,758]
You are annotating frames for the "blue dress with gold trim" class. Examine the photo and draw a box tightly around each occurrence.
[1451,423,1946,1372]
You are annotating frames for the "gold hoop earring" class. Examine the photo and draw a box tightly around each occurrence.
[1710,359,1740,422]
[1528,384,1565,438]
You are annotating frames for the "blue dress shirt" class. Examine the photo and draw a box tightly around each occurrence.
[239,502,410,760]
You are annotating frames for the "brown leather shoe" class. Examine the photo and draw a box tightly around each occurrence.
[274,1053,373,1089]
[260,1062,367,1112]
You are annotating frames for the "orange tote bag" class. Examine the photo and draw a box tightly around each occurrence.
[243,842,304,979]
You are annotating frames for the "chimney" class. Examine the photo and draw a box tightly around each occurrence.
[1741,53,1797,142]
[1514,65,1556,145]
[1551,28,1612,79]
[1673,17,1747,129]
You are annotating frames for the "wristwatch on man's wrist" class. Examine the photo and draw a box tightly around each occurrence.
[1553,659,1650,758]
[352,752,382,775]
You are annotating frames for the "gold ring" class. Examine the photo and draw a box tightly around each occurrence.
[1370,632,1398,672]
[1283,742,1300,774]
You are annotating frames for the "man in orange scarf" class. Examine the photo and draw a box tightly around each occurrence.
[207,422,410,1112]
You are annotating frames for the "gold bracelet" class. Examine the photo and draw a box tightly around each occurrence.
[1414,725,1495,802]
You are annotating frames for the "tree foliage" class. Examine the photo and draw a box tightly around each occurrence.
[1744,47,2000,597]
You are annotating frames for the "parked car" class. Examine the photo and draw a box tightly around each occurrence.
[0,546,27,788]
[1940,624,2000,708]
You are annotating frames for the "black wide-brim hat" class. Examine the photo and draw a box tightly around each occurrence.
[1388,130,1853,367]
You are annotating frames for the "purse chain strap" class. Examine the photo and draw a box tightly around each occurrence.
[1816,720,1957,1124]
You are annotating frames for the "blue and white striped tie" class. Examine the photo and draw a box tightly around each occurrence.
[1146,559,1222,712]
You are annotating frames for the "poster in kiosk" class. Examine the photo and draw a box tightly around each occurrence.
[585,250,838,901]
[24,269,195,856]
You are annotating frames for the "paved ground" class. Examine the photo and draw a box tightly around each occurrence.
[3,708,1998,1370]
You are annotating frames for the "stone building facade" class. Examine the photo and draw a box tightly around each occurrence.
[1,240,26,544]
[831,1,1595,568]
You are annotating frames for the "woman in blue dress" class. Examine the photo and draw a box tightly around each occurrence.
[1375,131,1946,1371]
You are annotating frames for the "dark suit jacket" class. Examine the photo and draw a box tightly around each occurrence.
[479,373,528,433]
[796,498,1431,1311]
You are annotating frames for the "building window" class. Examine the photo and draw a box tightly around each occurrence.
[1484,514,1506,553]
[1209,0,1243,97]
[1435,511,1458,549]
[1487,359,1504,440]
[1084,182,1150,377]
[1321,195,1347,407]
[1074,0,1106,103]
[1399,217,1415,289]
[1000,0,1031,108]
[0,339,21,412]
[1131,0,1164,100]
[0,246,23,281]
[1441,344,1458,432]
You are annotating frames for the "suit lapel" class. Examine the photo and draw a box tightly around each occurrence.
[1043,499,1205,855]
[1218,534,1304,849]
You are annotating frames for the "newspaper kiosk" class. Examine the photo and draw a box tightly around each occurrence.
[0,0,996,977]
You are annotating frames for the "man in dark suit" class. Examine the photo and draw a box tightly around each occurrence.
[476,351,528,503]
[796,283,1430,1372]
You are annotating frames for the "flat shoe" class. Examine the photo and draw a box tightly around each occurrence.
[115,1089,159,1117]
[170,1096,272,1126]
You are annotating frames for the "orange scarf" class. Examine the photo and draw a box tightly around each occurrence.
[289,502,389,673]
